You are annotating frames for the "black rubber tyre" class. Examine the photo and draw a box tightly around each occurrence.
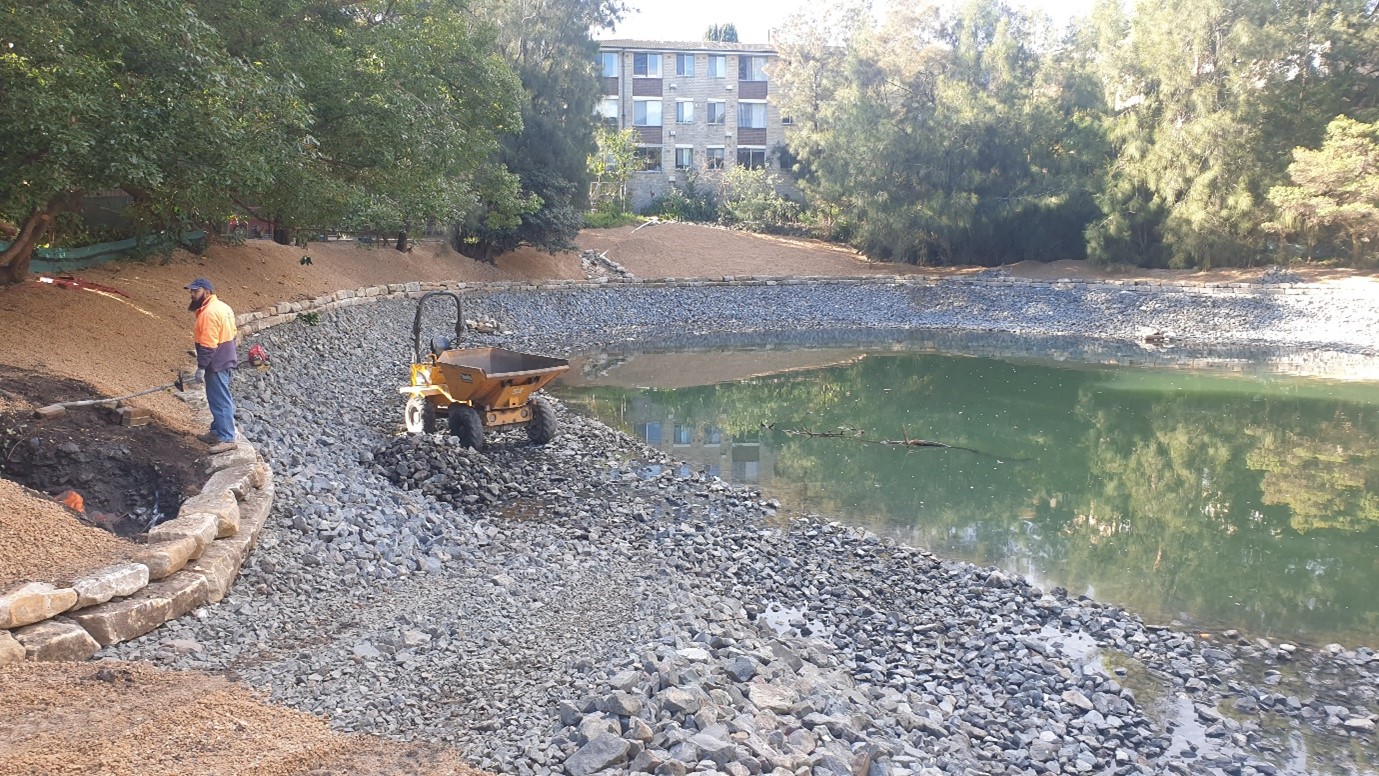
[527,396,557,445]
[404,395,438,434]
[448,404,485,450]
[421,400,438,434]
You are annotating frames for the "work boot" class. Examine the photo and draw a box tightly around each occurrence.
[197,432,221,444]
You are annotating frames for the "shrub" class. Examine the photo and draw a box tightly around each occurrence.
[584,202,639,229]
[647,170,719,222]
[719,167,799,227]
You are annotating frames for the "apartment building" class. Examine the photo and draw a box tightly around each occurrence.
[597,39,793,211]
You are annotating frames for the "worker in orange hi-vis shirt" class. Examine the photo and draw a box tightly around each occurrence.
[185,277,239,445]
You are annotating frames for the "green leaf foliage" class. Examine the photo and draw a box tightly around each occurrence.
[0,0,528,277]
[450,0,624,262]
[1265,116,1379,264]
[776,0,1379,268]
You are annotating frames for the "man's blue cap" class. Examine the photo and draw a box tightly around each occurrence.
[185,278,214,292]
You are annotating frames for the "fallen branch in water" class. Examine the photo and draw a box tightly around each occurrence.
[781,426,1030,462]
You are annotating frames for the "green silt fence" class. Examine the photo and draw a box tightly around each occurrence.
[1,231,206,274]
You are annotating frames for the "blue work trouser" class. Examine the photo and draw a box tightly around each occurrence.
[205,368,236,442]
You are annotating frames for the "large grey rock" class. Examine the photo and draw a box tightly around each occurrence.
[606,691,643,716]
[564,733,631,776]
[662,687,703,713]
[748,683,799,713]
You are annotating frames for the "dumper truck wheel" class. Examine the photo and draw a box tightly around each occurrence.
[404,395,437,434]
[527,396,557,445]
[448,405,484,450]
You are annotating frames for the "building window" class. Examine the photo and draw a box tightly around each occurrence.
[739,56,768,81]
[675,53,695,77]
[633,53,661,77]
[737,147,766,169]
[732,459,760,480]
[707,55,726,78]
[636,421,662,443]
[706,147,725,169]
[707,100,726,125]
[781,115,794,125]
[599,97,618,123]
[675,99,694,124]
[673,424,692,445]
[675,147,693,170]
[636,146,662,171]
[738,101,766,129]
[600,52,618,78]
[704,425,722,445]
[633,99,662,126]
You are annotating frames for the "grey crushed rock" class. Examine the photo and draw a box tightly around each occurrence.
[112,280,1379,775]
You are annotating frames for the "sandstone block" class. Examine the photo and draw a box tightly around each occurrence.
[14,619,100,661]
[147,512,218,555]
[67,595,172,646]
[206,448,258,474]
[133,536,200,580]
[0,582,78,629]
[249,460,272,489]
[141,572,210,619]
[180,489,241,538]
[187,542,245,603]
[0,629,25,664]
[201,464,256,500]
[236,481,275,547]
[70,563,150,610]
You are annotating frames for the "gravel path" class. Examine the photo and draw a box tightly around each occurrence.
[113,280,1378,776]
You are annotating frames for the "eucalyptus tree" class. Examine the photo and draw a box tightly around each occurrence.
[197,0,527,247]
[0,0,527,281]
[0,0,300,282]
[453,0,625,261]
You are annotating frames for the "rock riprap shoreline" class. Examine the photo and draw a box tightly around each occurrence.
[112,282,1377,776]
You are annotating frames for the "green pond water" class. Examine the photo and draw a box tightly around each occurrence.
[553,346,1379,649]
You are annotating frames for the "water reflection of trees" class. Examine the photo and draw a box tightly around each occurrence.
[1246,411,1379,533]
[561,353,1379,645]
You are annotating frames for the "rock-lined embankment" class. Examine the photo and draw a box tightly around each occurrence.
[112,278,1378,776]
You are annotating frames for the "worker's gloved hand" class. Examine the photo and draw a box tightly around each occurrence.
[190,368,205,385]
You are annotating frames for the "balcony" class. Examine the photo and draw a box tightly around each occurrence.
[737,80,767,100]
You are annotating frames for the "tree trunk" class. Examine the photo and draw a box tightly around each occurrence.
[395,229,408,252]
[273,222,293,245]
[0,191,82,285]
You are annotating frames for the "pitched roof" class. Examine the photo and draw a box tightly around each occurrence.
[597,39,778,55]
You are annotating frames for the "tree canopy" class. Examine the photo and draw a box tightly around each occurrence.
[0,0,527,281]
[452,0,624,262]
[774,0,1379,267]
